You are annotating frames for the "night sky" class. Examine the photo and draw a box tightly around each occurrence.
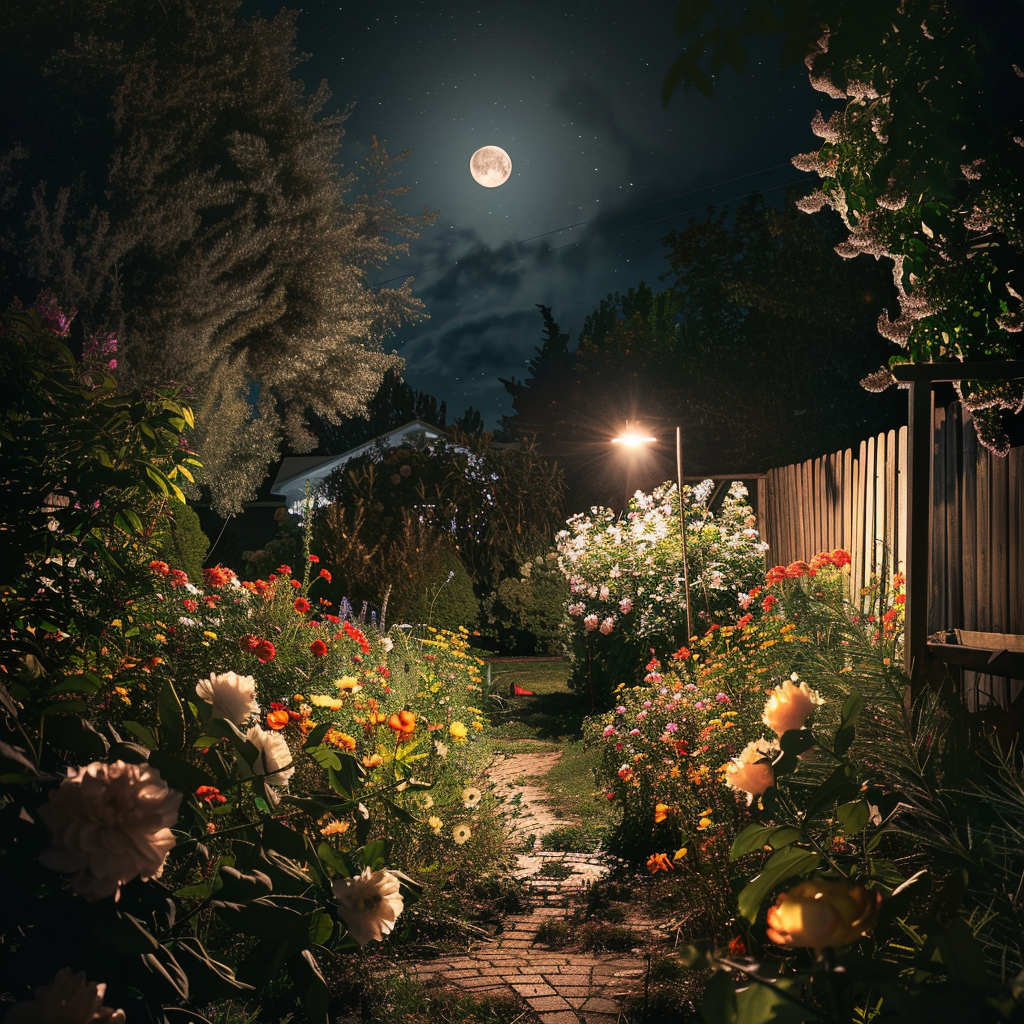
[246,0,819,426]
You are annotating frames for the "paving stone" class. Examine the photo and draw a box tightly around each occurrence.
[538,1013,581,1024]
[511,982,557,997]
[581,996,623,1013]
[529,995,572,1011]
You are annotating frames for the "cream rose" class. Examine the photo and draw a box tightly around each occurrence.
[3,968,125,1024]
[724,738,778,805]
[38,761,181,902]
[332,866,404,945]
[766,879,882,951]
[762,675,823,737]
[246,724,295,787]
[195,671,259,725]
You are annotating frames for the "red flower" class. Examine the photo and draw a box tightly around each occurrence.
[195,785,227,806]
[762,594,778,613]
[289,579,302,589]
[267,709,290,730]
[765,565,787,587]
[319,568,332,583]
[785,561,810,578]
[183,598,198,612]
[308,555,319,563]
[671,647,691,661]
[256,639,276,662]
[344,621,371,654]
[736,613,753,628]
[294,597,311,614]
[203,595,220,608]
[168,568,189,588]
[310,639,328,657]
[830,548,852,568]
[240,633,261,652]
[324,613,340,624]
[203,565,236,588]
[387,710,416,735]
[276,565,292,576]
[148,560,170,575]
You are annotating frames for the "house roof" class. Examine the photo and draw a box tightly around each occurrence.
[270,419,446,505]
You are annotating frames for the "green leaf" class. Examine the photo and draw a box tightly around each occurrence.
[308,911,333,946]
[735,976,817,1023]
[148,750,214,797]
[123,720,158,750]
[359,839,389,870]
[43,714,109,758]
[931,917,991,987]
[837,800,871,836]
[261,817,308,862]
[834,690,865,755]
[701,969,738,1024]
[306,744,343,772]
[316,841,352,876]
[288,950,330,1024]
[158,678,186,753]
[171,937,254,1003]
[731,824,805,860]
[803,763,861,821]
[737,846,820,924]
[303,722,334,750]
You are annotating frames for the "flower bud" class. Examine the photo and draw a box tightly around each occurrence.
[766,879,882,951]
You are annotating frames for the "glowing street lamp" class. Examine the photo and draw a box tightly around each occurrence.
[611,424,694,641]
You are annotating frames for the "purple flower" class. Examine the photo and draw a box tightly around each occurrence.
[615,706,626,715]
[665,722,678,733]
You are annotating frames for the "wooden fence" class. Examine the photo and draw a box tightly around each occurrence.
[760,401,1024,707]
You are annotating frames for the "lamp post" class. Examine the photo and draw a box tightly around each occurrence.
[612,425,694,642]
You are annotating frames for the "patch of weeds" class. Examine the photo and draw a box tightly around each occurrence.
[589,905,626,923]
[576,921,642,952]
[619,961,710,1024]
[534,919,572,947]
[537,859,573,879]
[540,823,604,853]
[362,973,539,1024]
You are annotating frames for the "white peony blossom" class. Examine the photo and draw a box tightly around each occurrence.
[724,739,779,806]
[246,724,295,789]
[38,761,181,901]
[195,671,259,725]
[332,866,404,945]
[3,968,125,1024]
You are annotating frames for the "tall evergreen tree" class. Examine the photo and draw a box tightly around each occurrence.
[0,0,436,513]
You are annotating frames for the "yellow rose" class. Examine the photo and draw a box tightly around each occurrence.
[766,879,882,951]
[724,738,778,806]
[762,675,824,737]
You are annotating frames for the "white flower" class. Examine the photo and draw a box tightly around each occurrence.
[381,637,394,653]
[762,677,824,737]
[724,739,779,806]
[461,787,482,808]
[246,724,295,789]
[3,967,125,1024]
[195,671,259,725]
[332,866,404,946]
[38,761,181,901]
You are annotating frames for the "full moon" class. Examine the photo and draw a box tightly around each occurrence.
[470,145,512,187]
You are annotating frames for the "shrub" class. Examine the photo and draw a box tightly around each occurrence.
[556,480,767,708]
[152,498,210,582]
[484,551,569,654]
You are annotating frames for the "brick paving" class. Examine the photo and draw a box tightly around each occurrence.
[389,751,651,1023]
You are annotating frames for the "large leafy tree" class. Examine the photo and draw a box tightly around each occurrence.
[0,0,435,513]
[502,198,902,509]
[664,0,1024,455]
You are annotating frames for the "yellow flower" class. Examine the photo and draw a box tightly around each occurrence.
[427,816,443,834]
[471,721,483,731]
[202,630,218,640]
[654,803,671,824]
[673,847,688,861]
[646,852,673,873]
[449,721,468,741]
[697,817,713,830]
[335,675,362,693]
[452,824,472,845]
[310,694,344,711]
[320,819,349,837]
[462,787,482,809]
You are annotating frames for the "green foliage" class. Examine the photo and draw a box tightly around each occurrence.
[152,499,210,583]
[664,0,1024,455]
[0,0,436,515]
[407,545,480,630]
[0,301,199,676]
[485,551,569,654]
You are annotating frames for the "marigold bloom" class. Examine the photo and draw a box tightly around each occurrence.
[647,852,673,873]
[335,675,362,692]
[388,710,416,735]
[449,721,468,741]
[266,709,290,731]
[766,879,881,951]
[326,729,357,751]
[310,639,328,658]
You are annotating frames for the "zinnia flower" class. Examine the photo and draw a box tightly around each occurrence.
[246,724,295,790]
[452,823,472,845]
[387,710,416,735]
[202,565,236,588]
[766,879,882,951]
[724,738,778,805]
[294,597,311,614]
[332,867,404,946]
[3,967,126,1024]
[195,671,259,725]
[38,761,181,902]
[310,639,328,657]
[256,639,276,663]
[462,787,482,808]
[762,676,824,737]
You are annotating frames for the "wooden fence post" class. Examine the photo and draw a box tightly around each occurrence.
[905,381,933,680]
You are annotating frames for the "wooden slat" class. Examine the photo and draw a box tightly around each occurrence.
[897,426,908,581]
[885,428,897,592]
[843,447,854,555]
[852,440,867,605]
[944,405,962,634]
[864,435,877,599]
[930,407,947,633]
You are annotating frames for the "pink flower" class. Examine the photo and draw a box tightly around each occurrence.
[762,676,824,736]
[619,598,633,614]
[603,725,617,737]
[599,616,615,635]
[584,614,598,631]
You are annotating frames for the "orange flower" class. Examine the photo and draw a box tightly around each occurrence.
[387,710,416,735]
[654,803,671,824]
[326,729,357,751]
[203,565,236,588]
[266,709,291,730]
[319,819,349,837]
[362,753,384,768]
[766,880,881,951]
[646,852,673,873]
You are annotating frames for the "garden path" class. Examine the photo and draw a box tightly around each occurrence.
[403,750,651,1024]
